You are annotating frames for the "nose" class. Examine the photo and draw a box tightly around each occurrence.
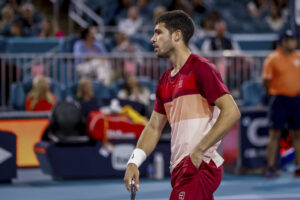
[151,35,156,43]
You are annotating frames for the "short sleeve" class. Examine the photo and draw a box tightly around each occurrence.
[196,62,230,105]
[261,56,274,80]
[153,81,166,115]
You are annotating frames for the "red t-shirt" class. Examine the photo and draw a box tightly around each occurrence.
[25,95,57,111]
[154,53,230,171]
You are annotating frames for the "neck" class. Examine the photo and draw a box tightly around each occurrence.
[169,46,191,73]
[281,47,293,56]
[85,39,93,47]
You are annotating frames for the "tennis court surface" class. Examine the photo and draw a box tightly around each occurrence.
[1,168,300,200]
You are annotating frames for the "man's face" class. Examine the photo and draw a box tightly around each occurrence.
[282,38,297,52]
[151,22,175,58]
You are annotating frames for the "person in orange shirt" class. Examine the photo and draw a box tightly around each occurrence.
[262,30,300,178]
[25,75,57,111]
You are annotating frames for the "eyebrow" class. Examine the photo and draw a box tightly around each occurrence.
[154,28,162,33]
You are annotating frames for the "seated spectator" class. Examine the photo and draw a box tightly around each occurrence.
[39,16,64,38]
[14,3,42,37]
[247,0,268,19]
[74,27,112,85]
[112,32,141,53]
[272,0,289,18]
[152,5,166,22]
[117,6,143,36]
[25,75,57,111]
[73,26,107,56]
[118,73,150,105]
[190,0,207,25]
[265,3,286,32]
[76,77,100,118]
[104,0,133,26]
[168,0,191,14]
[8,20,22,37]
[136,0,155,22]
[201,20,240,51]
[0,5,14,36]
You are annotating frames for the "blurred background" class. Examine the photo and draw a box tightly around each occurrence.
[0,0,299,199]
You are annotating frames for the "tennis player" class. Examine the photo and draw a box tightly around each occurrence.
[124,10,240,200]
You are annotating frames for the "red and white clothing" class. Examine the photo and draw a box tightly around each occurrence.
[154,53,230,172]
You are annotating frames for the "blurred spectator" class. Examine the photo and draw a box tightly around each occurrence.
[197,15,215,38]
[136,0,155,22]
[247,0,268,19]
[261,30,300,178]
[198,10,222,38]
[39,17,64,38]
[14,3,42,37]
[112,32,141,53]
[168,0,191,14]
[7,0,22,14]
[265,4,286,32]
[25,75,57,111]
[118,6,143,36]
[76,77,100,118]
[104,0,133,26]
[272,0,289,17]
[201,20,240,51]
[118,73,150,105]
[74,26,111,86]
[0,5,14,36]
[152,5,166,22]
[191,0,206,15]
[73,26,107,56]
[7,20,22,37]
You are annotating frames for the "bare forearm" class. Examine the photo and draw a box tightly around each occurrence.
[196,106,240,153]
[136,123,162,156]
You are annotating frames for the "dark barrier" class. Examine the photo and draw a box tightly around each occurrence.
[35,139,171,180]
[0,130,17,182]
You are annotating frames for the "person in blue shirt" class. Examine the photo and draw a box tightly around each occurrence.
[73,26,107,56]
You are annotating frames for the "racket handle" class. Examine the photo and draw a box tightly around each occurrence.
[130,179,136,200]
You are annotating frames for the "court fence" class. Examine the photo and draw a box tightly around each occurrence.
[0,51,271,110]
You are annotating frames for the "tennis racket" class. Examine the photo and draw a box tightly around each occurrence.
[130,179,136,200]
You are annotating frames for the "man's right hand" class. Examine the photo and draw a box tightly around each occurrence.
[123,163,140,192]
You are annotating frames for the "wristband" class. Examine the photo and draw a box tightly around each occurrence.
[127,148,147,168]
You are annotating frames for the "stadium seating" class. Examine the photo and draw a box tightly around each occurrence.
[10,78,64,110]
[110,76,157,97]
[5,38,63,54]
[9,82,26,110]
[22,78,64,101]
[241,78,265,107]
[64,81,112,100]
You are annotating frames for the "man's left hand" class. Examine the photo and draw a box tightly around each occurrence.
[190,150,204,169]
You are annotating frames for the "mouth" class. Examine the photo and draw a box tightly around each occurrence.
[153,44,158,51]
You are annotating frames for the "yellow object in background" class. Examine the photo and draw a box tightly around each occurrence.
[121,105,148,126]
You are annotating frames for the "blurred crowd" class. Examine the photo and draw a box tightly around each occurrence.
[0,0,64,38]
[0,0,290,39]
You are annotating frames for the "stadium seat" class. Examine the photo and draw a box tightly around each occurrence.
[59,36,80,53]
[5,38,62,54]
[237,40,274,51]
[241,79,265,107]
[111,76,156,97]
[65,81,112,100]
[129,35,153,52]
[9,82,26,110]
[0,37,6,53]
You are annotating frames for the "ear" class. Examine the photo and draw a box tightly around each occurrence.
[172,30,182,42]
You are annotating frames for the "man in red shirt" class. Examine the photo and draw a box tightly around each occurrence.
[124,10,240,200]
